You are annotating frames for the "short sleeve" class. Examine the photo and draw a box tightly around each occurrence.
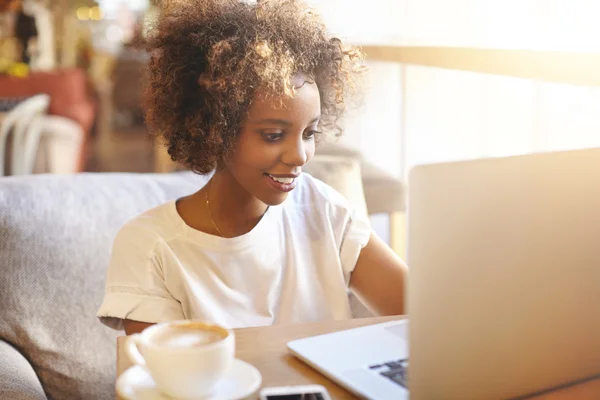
[339,208,372,284]
[96,223,184,330]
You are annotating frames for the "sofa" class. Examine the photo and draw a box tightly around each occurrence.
[0,156,381,399]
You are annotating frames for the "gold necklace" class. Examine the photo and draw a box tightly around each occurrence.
[206,178,224,237]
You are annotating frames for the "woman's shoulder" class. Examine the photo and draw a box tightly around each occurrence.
[286,173,370,246]
[112,201,184,250]
[288,173,354,216]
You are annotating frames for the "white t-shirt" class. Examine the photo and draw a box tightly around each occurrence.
[97,173,371,330]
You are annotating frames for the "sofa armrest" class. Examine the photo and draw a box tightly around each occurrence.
[0,340,46,400]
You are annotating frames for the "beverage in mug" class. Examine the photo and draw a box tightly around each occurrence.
[125,320,235,399]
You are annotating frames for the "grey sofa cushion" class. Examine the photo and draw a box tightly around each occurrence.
[0,340,46,400]
[0,172,206,399]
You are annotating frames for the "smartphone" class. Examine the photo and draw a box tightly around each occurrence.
[259,384,332,400]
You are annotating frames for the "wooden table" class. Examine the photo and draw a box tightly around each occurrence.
[116,316,600,400]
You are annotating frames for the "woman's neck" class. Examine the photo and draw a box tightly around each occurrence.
[203,170,268,237]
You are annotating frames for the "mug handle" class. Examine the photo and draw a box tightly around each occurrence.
[125,333,147,367]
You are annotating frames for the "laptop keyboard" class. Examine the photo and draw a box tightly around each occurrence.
[369,358,409,388]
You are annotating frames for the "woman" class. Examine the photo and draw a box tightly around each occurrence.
[97,0,407,335]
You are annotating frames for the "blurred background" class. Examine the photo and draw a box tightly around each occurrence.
[2,0,600,254]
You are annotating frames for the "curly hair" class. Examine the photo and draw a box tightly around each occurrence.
[144,0,366,174]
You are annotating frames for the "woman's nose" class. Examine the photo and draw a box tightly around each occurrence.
[281,136,308,167]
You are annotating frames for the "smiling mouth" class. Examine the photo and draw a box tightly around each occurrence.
[264,173,298,192]
[267,174,295,184]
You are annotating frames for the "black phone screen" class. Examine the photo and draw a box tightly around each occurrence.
[265,393,326,400]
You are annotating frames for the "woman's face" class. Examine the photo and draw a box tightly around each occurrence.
[224,76,320,206]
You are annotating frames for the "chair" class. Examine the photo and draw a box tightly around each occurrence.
[0,94,50,176]
[0,68,96,172]
[18,115,84,175]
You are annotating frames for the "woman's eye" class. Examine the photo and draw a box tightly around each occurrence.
[262,132,284,142]
[303,130,321,140]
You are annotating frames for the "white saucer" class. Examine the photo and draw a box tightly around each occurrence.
[116,359,262,400]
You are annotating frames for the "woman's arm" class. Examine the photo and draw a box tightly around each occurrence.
[123,319,155,335]
[349,232,407,316]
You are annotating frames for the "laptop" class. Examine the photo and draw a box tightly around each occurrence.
[288,147,600,399]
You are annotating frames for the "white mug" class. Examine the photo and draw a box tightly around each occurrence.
[125,320,235,399]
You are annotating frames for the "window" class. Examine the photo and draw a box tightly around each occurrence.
[309,0,600,179]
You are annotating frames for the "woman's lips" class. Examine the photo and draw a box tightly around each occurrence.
[264,173,298,192]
